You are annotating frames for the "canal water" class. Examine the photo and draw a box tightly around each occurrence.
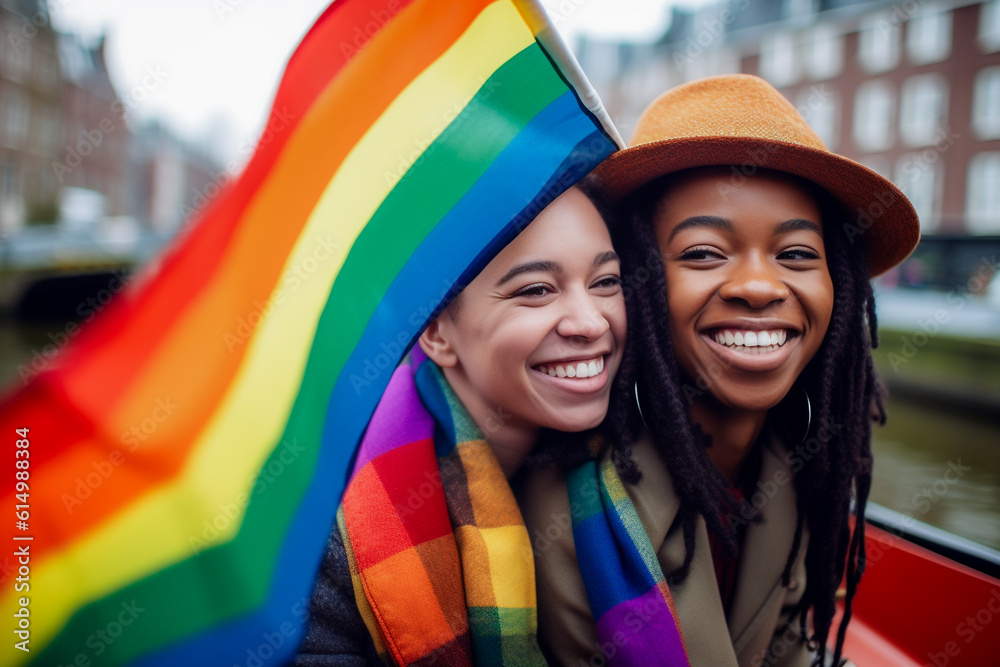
[870,394,1000,550]
[1,318,998,551]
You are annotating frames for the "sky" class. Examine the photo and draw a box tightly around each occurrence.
[47,0,711,162]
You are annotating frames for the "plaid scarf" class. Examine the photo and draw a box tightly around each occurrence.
[339,349,690,665]
[339,348,545,665]
[567,459,690,666]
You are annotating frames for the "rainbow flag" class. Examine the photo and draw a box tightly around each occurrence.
[0,1,620,664]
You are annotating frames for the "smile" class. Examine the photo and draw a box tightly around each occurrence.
[711,329,790,354]
[534,355,605,379]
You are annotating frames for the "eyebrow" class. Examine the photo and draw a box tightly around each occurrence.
[667,216,823,241]
[667,215,734,242]
[495,261,560,286]
[494,251,620,287]
[774,218,823,236]
[594,250,620,267]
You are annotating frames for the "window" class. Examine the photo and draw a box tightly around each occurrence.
[859,155,890,178]
[804,24,843,81]
[799,86,839,150]
[900,74,948,147]
[854,79,895,151]
[684,47,739,82]
[906,4,951,65]
[980,0,1000,53]
[0,161,15,197]
[34,52,60,92]
[973,67,1000,140]
[784,0,817,20]
[859,11,900,73]
[895,154,941,232]
[760,32,799,87]
[1,88,29,148]
[34,105,62,153]
[966,152,1000,234]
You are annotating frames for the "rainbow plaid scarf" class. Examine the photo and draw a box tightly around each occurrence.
[339,348,546,665]
[567,460,690,666]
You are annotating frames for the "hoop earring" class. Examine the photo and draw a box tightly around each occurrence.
[634,381,649,431]
[800,388,812,445]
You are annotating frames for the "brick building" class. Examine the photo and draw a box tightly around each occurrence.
[56,32,131,218]
[0,0,62,232]
[577,0,1000,239]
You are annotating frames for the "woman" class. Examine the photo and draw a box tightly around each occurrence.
[296,184,635,665]
[522,74,920,667]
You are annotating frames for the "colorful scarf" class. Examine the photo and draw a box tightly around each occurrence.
[568,461,690,666]
[340,347,546,665]
[340,349,690,665]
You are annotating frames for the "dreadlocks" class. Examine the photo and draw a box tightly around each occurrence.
[603,172,883,667]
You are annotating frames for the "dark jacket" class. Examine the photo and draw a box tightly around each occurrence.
[294,528,381,665]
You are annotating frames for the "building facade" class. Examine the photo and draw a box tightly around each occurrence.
[1,0,223,239]
[57,32,131,219]
[0,0,62,232]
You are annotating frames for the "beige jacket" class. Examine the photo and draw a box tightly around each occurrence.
[520,432,812,667]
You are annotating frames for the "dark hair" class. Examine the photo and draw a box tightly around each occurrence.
[604,169,882,667]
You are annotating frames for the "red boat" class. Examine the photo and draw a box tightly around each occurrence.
[837,503,1000,666]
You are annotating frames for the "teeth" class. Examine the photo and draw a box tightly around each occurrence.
[535,356,606,379]
[711,329,790,351]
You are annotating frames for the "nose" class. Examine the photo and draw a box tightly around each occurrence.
[717,255,790,309]
[555,288,611,340]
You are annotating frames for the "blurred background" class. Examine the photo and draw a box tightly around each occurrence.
[0,0,997,550]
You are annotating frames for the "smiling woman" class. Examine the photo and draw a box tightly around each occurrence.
[419,186,625,476]
[654,168,834,424]
[295,184,634,665]
[521,74,922,667]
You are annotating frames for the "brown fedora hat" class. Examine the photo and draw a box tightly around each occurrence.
[594,74,920,276]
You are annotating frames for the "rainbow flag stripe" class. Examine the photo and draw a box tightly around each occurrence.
[0,1,620,664]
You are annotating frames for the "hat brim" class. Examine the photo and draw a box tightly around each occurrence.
[594,136,920,277]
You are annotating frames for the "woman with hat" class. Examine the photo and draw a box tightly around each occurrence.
[521,74,920,666]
